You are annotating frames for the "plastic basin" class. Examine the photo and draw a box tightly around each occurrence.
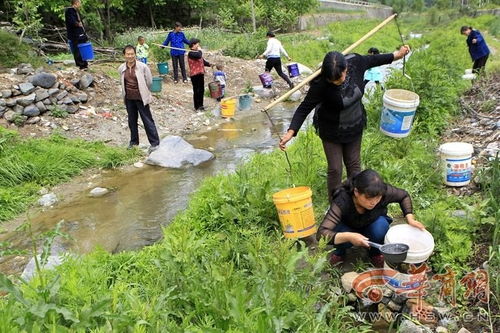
[384,224,434,264]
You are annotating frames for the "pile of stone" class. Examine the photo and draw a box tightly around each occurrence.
[0,64,94,126]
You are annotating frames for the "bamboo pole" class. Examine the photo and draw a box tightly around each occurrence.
[262,13,398,112]
[153,43,190,52]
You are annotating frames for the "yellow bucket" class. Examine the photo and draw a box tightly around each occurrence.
[220,97,237,118]
[272,186,316,239]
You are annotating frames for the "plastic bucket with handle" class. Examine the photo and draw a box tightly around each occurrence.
[259,72,273,88]
[238,94,252,111]
[220,97,237,118]
[151,77,162,93]
[272,186,316,239]
[287,63,300,77]
[439,142,474,187]
[157,62,169,75]
[78,42,94,61]
[208,81,222,99]
[380,89,420,138]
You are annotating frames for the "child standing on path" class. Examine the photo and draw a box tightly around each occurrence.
[363,47,383,86]
[162,22,190,83]
[259,31,294,89]
[188,38,212,112]
[136,36,149,64]
[213,64,227,102]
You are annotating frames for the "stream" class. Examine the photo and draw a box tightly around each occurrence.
[0,103,298,275]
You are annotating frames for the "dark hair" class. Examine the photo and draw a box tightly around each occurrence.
[71,0,80,5]
[266,31,275,37]
[123,44,136,55]
[367,47,380,55]
[189,38,200,49]
[460,26,472,33]
[321,51,347,82]
[175,22,182,28]
[344,169,387,198]
[138,36,144,40]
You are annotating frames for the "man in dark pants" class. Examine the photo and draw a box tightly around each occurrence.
[65,0,88,70]
[118,45,160,154]
[259,31,294,89]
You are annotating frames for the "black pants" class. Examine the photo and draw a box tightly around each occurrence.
[125,99,160,146]
[172,55,187,81]
[191,74,205,110]
[70,39,88,69]
[472,55,489,74]
[322,135,362,202]
[265,57,293,87]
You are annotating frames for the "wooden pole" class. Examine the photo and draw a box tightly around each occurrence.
[153,43,189,52]
[262,13,398,112]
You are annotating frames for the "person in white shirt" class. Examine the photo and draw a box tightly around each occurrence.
[259,31,294,89]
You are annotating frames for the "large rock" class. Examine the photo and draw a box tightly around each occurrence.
[288,90,302,102]
[79,74,94,89]
[89,187,109,197]
[35,101,47,113]
[38,193,58,206]
[5,98,16,107]
[23,104,40,117]
[48,88,59,96]
[35,89,50,102]
[1,90,12,98]
[16,93,36,106]
[398,319,424,333]
[69,95,80,103]
[21,255,63,282]
[146,136,215,168]
[31,72,57,88]
[341,272,359,293]
[19,82,36,95]
[253,86,276,99]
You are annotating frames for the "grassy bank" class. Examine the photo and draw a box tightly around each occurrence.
[0,128,139,222]
[0,30,43,69]
[0,15,498,331]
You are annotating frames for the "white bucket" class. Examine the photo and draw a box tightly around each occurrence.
[385,224,434,264]
[439,142,474,187]
[380,89,420,138]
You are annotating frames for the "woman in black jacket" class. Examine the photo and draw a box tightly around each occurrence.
[279,46,409,202]
[65,0,88,70]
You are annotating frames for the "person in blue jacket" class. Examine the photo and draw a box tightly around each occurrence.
[460,26,490,74]
[162,22,190,83]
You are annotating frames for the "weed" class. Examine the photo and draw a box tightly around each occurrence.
[50,106,68,118]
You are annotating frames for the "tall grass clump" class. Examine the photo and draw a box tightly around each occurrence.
[0,128,139,222]
[0,30,42,69]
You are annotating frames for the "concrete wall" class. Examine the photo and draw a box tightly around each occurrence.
[297,0,393,31]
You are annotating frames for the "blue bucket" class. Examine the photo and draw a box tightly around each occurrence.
[151,77,162,93]
[259,72,273,88]
[157,62,169,75]
[78,42,94,61]
[287,63,300,78]
[238,94,252,111]
[379,89,420,138]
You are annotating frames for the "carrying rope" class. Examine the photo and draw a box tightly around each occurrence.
[394,16,416,91]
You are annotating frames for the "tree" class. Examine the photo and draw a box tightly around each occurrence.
[10,0,43,43]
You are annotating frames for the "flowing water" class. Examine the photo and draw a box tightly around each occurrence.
[0,104,298,275]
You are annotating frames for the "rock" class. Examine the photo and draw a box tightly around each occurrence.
[38,193,58,206]
[35,101,47,113]
[48,88,59,96]
[14,115,28,126]
[0,99,4,107]
[484,142,499,158]
[35,89,50,102]
[5,98,16,107]
[435,327,448,333]
[38,187,49,195]
[386,300,402,312]
[62,97,73,105]
[31,73,57,88]
[18,82,36,95]
[13,105,24,114]
[69,95,80,103]
[75,92,88,103]
[341,272,359,292]
[457,329,471,333]
[451,210,467,218]
[59,83,66,90]
[89,187,109,197]
[3,110,17,122]
[252,86,276,98]
[23,105,40,117]
[56,90,68,100]
[43,98,52,106]
[17,63,34,75]
[297,62,313,75]
[145,136,214,168]
[288,90,302,102]
[133,162,144,168]
[11,89,21,97]
[26,116,41,124]
[16,93,36,106]
[0,106,5,115]
[398,319,424,333]
[1,89,12,98]
[79,74,94,89]
[70,78,80,87]
[21,255,63,282]
[67,105,79,114]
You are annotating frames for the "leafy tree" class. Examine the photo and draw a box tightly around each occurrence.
[9,0,43,42]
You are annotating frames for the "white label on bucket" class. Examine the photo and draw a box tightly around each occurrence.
[445,157,471,183]
[401,116,414,131]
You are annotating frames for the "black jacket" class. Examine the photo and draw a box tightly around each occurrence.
[65,7,86,41]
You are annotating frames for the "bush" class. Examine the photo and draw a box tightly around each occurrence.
[0,30,42,69]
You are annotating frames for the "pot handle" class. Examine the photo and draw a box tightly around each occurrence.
[367,241,382,250]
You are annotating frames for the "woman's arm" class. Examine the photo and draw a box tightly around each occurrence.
[162,32,172,46]
[317,204,369,247]
[385,184,425,230]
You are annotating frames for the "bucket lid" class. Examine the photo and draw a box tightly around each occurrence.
[384,89,419,103]
[439,142,474,156]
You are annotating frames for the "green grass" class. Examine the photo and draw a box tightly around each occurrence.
[0,128,140,222]
[0,30,43,69]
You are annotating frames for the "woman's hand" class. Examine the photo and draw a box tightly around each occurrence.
[349,233,369,247]
[472,39,477,44]
[393,45,410,60]
[279,130,295,151]
[406,214,426,230]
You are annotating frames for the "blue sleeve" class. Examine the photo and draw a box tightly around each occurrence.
[182,32,190,45]
[162,32,172,46]
[472,31,484,43]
